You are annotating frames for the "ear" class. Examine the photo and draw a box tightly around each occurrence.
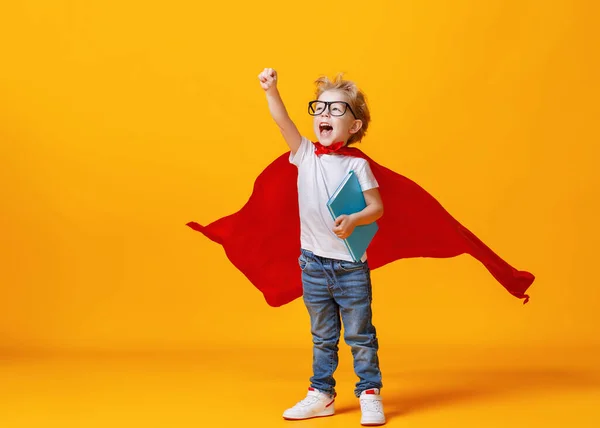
[349,119,363,135]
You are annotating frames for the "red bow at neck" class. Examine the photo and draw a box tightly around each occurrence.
[313,141,354,156]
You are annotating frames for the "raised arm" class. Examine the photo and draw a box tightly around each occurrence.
[258,68,302,154]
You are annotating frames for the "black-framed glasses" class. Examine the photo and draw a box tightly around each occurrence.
[308,100,357,118]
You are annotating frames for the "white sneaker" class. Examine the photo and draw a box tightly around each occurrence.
[283,387,336,420]
[359,388,386,426]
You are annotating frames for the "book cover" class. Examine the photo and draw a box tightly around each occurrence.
[326,170,379,262]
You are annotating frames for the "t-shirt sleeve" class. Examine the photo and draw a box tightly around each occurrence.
[356,159,379,191]
[289,136,313,167]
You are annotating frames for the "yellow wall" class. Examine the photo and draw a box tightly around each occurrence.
[1,1,598,352]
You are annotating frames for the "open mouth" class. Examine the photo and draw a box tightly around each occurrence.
[319,123,333,137]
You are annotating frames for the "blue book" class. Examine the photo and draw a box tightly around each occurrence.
[326,170,379,262]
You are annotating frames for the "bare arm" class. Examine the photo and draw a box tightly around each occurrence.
[333,187,384,239]
[350,188,384,225]
[258,68,302,154]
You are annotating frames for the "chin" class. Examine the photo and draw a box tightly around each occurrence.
[319,136,339,146]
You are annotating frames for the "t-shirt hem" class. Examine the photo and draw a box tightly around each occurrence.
[301,245,368,263]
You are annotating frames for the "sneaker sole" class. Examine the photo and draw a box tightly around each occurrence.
[283,408,335,420]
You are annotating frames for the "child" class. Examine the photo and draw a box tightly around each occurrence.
[258,67,386,426]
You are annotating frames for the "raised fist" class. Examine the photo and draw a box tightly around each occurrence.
[258,68,277,92]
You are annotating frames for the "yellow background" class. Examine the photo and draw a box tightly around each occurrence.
[1,1,599,427]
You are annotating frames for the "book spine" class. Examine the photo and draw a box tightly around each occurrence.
[346,239,358,262]
[327,204,358,262]
[327,170,354,207]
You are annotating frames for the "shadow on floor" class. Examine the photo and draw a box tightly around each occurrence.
[335,367,600,421]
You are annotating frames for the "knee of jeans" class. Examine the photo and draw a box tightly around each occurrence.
[313,332,341,346]
[313,340,340,351]
[343,328,377,347]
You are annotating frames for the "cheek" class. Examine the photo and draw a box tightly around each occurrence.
[336,120,350,133]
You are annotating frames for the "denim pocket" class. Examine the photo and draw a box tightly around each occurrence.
[339,260,365,272]
[298,254,309,271]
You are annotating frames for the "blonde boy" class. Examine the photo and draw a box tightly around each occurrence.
[258,67,386,426]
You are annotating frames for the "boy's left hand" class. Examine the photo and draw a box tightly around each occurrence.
[333,215,356,239]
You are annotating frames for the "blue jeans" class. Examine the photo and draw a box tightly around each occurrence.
[299,248,382,398]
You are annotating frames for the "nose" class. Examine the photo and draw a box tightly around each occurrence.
[319,107,331,117]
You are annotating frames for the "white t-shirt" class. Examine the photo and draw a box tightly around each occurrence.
[289,136,379,262]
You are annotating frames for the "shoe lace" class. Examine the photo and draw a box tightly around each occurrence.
[296,395,319,408]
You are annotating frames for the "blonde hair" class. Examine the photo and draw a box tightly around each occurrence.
[314,73,371,145]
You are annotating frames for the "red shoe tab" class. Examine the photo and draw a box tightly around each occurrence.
[365,389,378,395]
[308,387,315,391]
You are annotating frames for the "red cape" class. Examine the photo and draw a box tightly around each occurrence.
[187,148,534,307]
